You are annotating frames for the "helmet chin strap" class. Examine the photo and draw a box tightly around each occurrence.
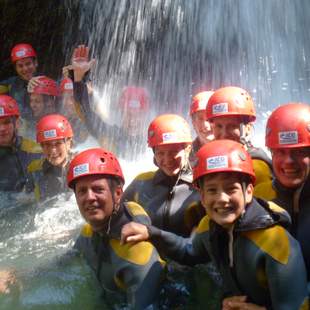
[293,161,310,215]
[105,180,120,235]
[11,117,18,145]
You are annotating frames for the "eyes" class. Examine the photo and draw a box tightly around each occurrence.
[76,186,107,196]
[204,185,240,195]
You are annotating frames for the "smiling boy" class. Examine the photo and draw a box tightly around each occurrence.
[121,139,309,310]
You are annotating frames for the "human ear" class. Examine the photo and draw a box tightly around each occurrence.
[245,183,254,204]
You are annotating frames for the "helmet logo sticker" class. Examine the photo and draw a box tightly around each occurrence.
[207,155,228,170]
[278,131,298,145]
[0,107,4,116]
[212,102,228,115]
[148,130,154,137]
[64,83,73,90]
[73,163,89,177]
[128,100,141,109]
[43,129,57,139]
[162,132,177,142]
[16,50,26,57]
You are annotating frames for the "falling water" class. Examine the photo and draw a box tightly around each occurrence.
[1,1,310,308]
[64,0,310,149]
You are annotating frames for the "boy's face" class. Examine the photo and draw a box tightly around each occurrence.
[212,116,252,142]
[15,57,37,81]
[272,147,310,188]
[191,111,214,144]
[199,172,253,229]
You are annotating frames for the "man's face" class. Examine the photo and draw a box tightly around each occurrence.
[75,175,123,231]
[199,172,253,230]
[212,116,252,142]
[15,57,37,81]
[0,117,16,147]
[191,111,214,144]
[41,139,71,167]
[272,147,310,188]
[154,143,189,177]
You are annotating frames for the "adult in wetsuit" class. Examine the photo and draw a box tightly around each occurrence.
[254,103,310,280]
[0,94,41,193]
[67,148,164,309]
[206,86,273,187]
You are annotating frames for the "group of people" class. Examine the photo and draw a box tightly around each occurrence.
[0,42,309,309]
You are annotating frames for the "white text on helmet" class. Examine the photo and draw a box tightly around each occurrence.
[43,129,57,139]
[207,156,228,170]
[73,163,90,178]
[278,131,298,145]
[212,102,228,114]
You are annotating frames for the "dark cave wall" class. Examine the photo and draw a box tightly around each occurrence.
[0,0,80,81]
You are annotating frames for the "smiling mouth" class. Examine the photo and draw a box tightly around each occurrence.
[282,168,301,177]
[215,206,235,215]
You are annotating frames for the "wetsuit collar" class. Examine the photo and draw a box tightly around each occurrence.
[153,166,193,185]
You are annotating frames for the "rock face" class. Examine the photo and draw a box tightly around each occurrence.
[0,0,80,80]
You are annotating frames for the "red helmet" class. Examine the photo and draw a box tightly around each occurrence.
[266,103,310,149]
[190,91,214,115]
[193,139,255,184]
[29,76,59,97]
[60,78,73,95]
[36,114,73,143]
[206,86,256,122]
[119,86,149,112]
[11,43,37,63]
[148,114,192,148]
[0,95,20,119]
[67,148,125,188]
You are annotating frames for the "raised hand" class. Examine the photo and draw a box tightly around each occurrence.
[27,76,45,93]
[71,45,96,82]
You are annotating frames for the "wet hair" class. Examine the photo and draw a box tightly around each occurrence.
[196,172,252,189]
[106,176,124,193]
[72,175,124,192]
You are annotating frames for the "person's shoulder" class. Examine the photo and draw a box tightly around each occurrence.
[133,170,157,182]
[254,180,276,200]
[80,223,94,238]
[125,201,149,217]
[20,137,42,154]
[195,214,211,234]
[110,238,156,266]
[241,225,290,264]
[0,76,18,85]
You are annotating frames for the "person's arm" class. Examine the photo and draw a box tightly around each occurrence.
[0,77,11,94]
[0,269,17,294]
[222,296,266,310]
[112,241,164,309]
[121,219,210,266]
[265,232,309,310]
[71,45,113,139]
